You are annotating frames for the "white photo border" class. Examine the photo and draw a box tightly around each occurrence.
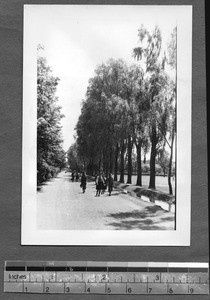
[22,5,192,245]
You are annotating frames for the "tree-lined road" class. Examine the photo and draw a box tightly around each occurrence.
[37,172,175,230]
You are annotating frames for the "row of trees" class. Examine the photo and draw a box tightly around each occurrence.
[37,47,66,184]
[67,143,175,177]
[69,26,176,195]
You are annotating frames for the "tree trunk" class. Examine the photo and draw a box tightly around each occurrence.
[98,158,101,172]
[136,139,142,186]
[120,139,125,183]
[163,167,166,177]
[109,146,113,175]
[105,165,108,178]
[127,135,132,184]
[149,125,157,189]
[114,143,119,181]
[89,157,93,175]
[168,130,175,195]
[102,149,106,173]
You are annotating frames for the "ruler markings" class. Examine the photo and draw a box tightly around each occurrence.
[4,261,209,294]
[4,271,208,284]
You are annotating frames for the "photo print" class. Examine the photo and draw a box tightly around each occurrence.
[22,5,192,245]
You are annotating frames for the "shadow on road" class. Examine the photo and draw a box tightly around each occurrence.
[160,216,174,222]
[105,191,123,196]
[106,205,174,230]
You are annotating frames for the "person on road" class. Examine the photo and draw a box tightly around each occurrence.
[80,172,87,193]
[71,171,75,182]
[101,173,107,194]
[76,172,79,182]
[95,172,104,197]
[107,173,114,196]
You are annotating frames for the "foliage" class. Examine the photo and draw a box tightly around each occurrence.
[37,49,66,184]
[70,25,176,195]
[133,25,176,192]
[67,142,84,171]
[157,148,170,176]
[75,59,129,174]
[167,27,177,69]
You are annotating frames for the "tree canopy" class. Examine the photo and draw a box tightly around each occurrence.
[68,25,177,195]
[37,50,66,184]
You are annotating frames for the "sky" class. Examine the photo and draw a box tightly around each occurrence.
[29,5,178,151]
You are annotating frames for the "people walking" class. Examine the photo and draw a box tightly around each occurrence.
[80,172,87,193]
[101,173,107,194]
[107,173,114,196]
[76,172,79,182]
[71,171,75,182]
[95,172,104,197]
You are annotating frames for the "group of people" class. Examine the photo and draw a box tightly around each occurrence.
[71,170,87,193]
[95,172,114,197]
[71,171,79,182]
[70,170,114,196]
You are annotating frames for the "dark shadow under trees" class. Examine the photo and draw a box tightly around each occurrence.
[106,205,174,230]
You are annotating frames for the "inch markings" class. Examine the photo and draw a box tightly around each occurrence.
[4,261,209,295]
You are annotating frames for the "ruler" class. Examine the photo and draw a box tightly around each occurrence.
[4,261,209,295]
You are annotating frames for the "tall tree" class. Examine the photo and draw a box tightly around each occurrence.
[37,50,66,184]
[153,27,177,194]
[76,59,129,178]
[154,78,176,194]
[124,65,150,186]
[167,27,177,194]
[133,25,168,189]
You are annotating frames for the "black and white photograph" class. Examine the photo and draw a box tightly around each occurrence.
[22,5,192,245]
